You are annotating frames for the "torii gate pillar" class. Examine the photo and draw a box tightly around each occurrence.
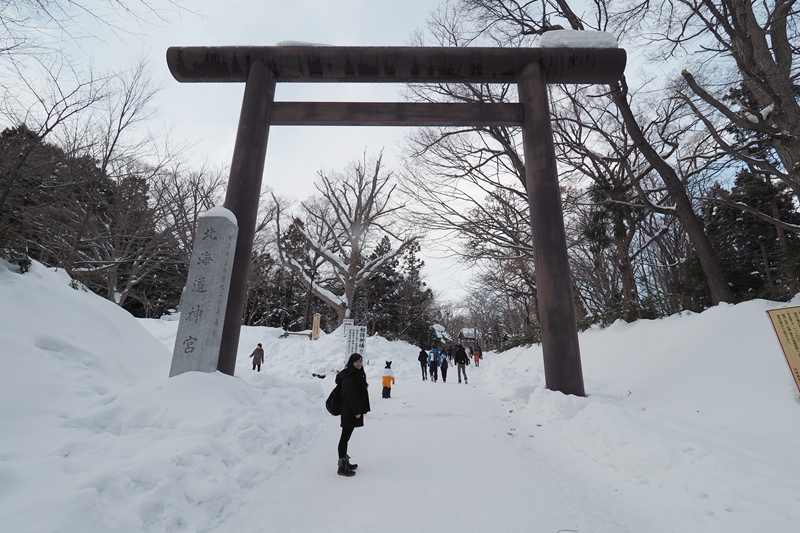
[518,63,583,396]
[217,62,276,376]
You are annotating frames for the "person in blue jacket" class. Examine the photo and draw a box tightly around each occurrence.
[428,347,440,383]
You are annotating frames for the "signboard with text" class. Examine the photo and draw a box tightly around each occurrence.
[311,314,321,341]
[344,325,367,359]
[766,305,800,395]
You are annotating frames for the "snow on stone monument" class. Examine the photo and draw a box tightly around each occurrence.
[169,208,238,377]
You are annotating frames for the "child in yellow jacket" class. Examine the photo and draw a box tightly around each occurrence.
[381,361,395,398]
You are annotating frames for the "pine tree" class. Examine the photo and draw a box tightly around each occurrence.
[361,238,437,345]
[707,171,800,301]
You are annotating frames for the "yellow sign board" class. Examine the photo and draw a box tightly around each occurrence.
[311,313,321,341]
[766,306,800,395]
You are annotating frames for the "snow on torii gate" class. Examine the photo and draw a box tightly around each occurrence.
[166,42,626,397]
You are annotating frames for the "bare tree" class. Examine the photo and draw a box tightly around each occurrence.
[150,163,228,260]
[0,57,200,313]
[613,0,799,195]
[611,0,800,299]
[1,0,186,60]
[274,153,417,325]
[59,60,167,274]
[0,57,106,224]
[432,301,469,344]
[403,0,737,306]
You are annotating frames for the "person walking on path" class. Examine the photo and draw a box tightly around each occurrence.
[418,349,428,381]
[440,354,449,383]
[249,343,264,372]
[337,353,371,477]
[454,345,469,384]
[428,347,440,383]
[381,361,395,398]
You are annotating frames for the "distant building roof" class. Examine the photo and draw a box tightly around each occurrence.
[458,328,481,340]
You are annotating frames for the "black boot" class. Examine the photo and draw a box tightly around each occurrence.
[345,455,358,470]
[337,458,355,477]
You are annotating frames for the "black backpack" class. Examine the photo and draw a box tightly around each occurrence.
[325,371,344,416]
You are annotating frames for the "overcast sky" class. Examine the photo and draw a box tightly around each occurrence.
[126,0,442,187]
[67,0,474,301]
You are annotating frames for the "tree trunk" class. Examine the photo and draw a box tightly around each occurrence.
[610,80,736,305]
[728,0,800,200]
[771,196,800,297]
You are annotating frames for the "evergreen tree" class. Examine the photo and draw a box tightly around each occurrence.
[362,238,437,345]
[243,252,308,329]
[1,124,191,316]
[361,236,400,333]
[706,171,800,301]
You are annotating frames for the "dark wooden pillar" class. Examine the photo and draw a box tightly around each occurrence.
[517,62,585,397]
[218,61,276,376]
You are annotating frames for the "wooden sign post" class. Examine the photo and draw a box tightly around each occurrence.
[767,306,800,395]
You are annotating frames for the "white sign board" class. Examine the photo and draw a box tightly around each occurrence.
[344,325,367,358]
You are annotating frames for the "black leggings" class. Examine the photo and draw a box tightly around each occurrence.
[338,426,355,458]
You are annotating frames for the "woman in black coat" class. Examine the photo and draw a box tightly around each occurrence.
[336,353,371,477]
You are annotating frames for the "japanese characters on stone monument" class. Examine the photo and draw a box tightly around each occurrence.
[169,208,238,377]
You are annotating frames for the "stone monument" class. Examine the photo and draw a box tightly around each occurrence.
[169,207,238,377]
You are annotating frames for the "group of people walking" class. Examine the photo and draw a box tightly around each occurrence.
[248,340,487,477]
[334,344,485,477]
[417,344,479,384]
[249,340,485,477]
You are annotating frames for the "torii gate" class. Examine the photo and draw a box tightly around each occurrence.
[166,44,626,397]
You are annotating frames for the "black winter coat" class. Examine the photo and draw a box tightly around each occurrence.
[454,347,468,365]
[418,350,427,364]
[337,366,371,428]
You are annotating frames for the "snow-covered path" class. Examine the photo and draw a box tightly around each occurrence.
[228,360,694,533]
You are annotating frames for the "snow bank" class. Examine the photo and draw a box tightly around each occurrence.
[0,261,322,532]
[538,29,618,49]
[484,297,800,530]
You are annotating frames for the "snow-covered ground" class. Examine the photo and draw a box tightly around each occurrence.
[1,259,799,532]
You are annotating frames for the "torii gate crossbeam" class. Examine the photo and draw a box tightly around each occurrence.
[166,45,627,397]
